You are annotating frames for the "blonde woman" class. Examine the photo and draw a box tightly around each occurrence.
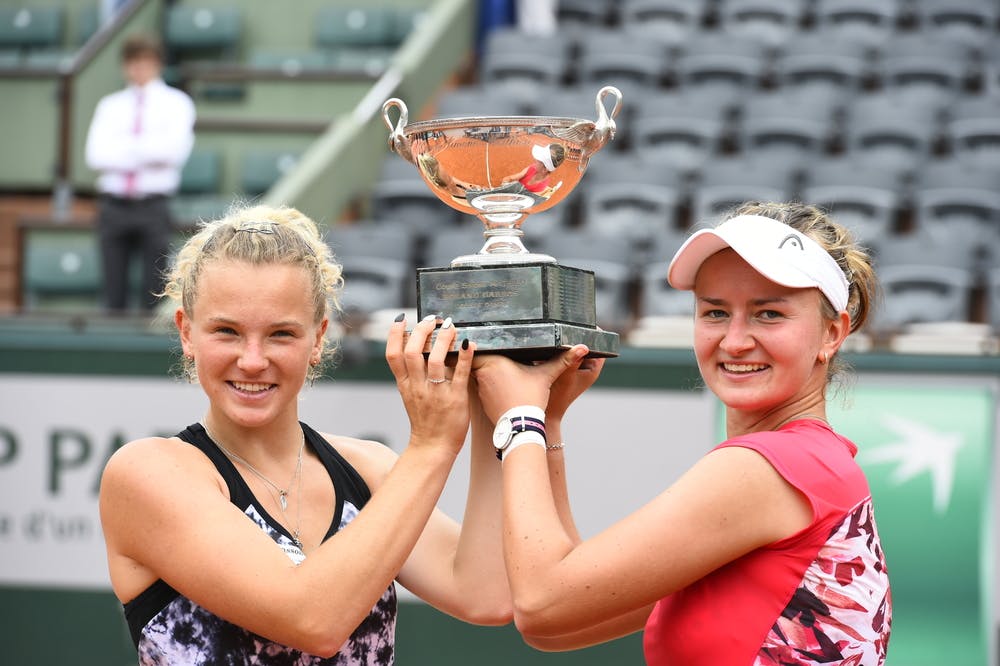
[99,204,510,664]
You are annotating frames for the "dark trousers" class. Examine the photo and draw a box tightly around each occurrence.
[96,195,173,312]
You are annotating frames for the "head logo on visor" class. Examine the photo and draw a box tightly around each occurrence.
[531,143,557,172]
[667,215,850,312]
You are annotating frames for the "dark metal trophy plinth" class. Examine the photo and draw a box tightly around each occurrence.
[417,263,618,361]
[383,86,623,359]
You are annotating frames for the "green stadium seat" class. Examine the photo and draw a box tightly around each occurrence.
[21,48,74,70]
[313,6,400,75]
[179,149,221,195]
[315,7,395,48]
[0,6,63,50]
[0,49,21,68]
[171,148,231,225]
[390,7,426,44]
[164,5,242,55]
[21,228,101,310]
[239,149,301,197]
[74,4,100,46]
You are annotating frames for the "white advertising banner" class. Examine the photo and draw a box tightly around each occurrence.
[0,373,713,590]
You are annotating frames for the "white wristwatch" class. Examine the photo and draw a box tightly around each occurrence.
[492,406,546,460]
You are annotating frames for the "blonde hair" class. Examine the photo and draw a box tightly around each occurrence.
[162,203,343,381]
[726,201,881,385]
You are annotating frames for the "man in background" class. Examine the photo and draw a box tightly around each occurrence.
[85,34,195,314]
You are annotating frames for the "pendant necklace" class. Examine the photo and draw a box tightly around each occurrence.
[204,423,305,549]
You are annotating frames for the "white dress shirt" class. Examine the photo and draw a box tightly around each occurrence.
[85,78,196,197]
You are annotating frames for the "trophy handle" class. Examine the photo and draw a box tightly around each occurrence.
[382,98,413,163]
[574,86,623,164]
[594,85,623,138]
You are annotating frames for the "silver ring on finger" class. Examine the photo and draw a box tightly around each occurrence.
[427,377,450,384]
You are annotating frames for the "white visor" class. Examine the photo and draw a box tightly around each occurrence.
[531,143,556,172]
[667,214,850,312]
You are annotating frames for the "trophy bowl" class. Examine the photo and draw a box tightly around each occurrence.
[380,86,623,360]
[382,86,622,267]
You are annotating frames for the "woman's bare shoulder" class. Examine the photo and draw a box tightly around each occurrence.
[101,435,221,497]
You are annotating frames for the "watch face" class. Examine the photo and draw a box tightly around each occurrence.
[493,417,513,449]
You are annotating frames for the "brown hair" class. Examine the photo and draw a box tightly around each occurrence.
[726,201,882,384]
[120,34,163,63]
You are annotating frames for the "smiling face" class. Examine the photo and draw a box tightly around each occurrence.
[693,249,847,432]
[177,259,327,431]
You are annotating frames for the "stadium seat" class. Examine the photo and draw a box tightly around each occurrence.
[580,181,681,246]
[482,24,572,66]
[800,183,900,252]
[877,34,971,108]
[164,5,242,55]
[771,31,871,108]
[555,0,615,29]
[689,182,788,230]
[313,6,400,74]
[575,33,668,93]
[842,103,939,177]
[716,0,807,50]
[638,262,695,318]
[326,224,419,312]
[674,31,770,94]
[618,0,707,52]
[421,225,492,268]
[336,254,413,315]
[637,228,695,317]
[630,115,727,179]
[537,84,600,121]
[240,149,301,197]
[947,117,1000,172]
[911,184,1000,257]
[812,0,902,50]
[543,229,636,330]
[479,46,565,89]
[390,7,426,44]
[315,7,395,48]
[873,264,976,332]
[327,223,417,266]
[911,0,998,54]
[691,155,797,225]
[734,114,831,171]
[171,149,230,224]
[21,228,101,310]
[436,84,527,118]
[74,4,100,46]
[370,156,459,237]
[876,227,981,273]
[0,6,62,51]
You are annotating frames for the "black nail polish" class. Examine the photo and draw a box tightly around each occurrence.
[461,339,470,350]
[394,312,405,322]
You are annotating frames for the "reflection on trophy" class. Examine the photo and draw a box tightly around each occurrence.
[382,86,623,360]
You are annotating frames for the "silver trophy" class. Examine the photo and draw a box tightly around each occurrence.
[382,86,622,359]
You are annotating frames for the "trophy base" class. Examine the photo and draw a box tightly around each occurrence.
[455,322,619,361]
[416,262,619,360]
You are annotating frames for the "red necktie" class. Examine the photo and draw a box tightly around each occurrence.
[123,88,144,197]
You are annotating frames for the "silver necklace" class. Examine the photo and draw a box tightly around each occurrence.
[204,423,305,549]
